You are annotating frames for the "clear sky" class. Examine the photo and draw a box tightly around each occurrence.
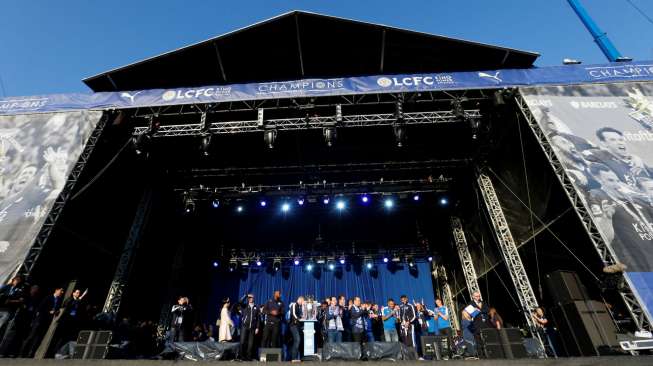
[1,0,652,97]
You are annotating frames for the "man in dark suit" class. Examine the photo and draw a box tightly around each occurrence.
[54,289,87,352]
[262,290,284,348]
[20,287,64,358]
[169,296,192,343]
[239,294,259,360]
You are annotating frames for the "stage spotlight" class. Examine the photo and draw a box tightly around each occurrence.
[383,257,389,263]
[294,258,301,266]
[327,259,336,270]
[339,257,346,265]
[323,197,330,205]
[212,261,219,268]
[236,205,244,213]
[200,134,212,156]
[273,259,281,271]
[391,255,401,263]
[323,126,337,147]
[282,203,291,213]
[183,193,195,214]
[406,257,415,268]
[306,262,314,271]
[336,200,346,210]
[439,197,448,206]
[228,260,238,272]
[297,198,305,206]
[316,258,326,264]
[132,133,152,155]
[241,260,250,267]
[260,200,267,207]
[364,257,374,269]
[413,194,420,201]
[361,195,370,204]
[393,124,406,147]
[428,256,433,262]
[264,128,277,149]
[255,259,262,267]
[384,198,394,209]
[212,198,220,208]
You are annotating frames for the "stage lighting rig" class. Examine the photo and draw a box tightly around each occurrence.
[273,258,282,271]
[228,259,238,272]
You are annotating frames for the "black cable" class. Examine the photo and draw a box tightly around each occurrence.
[626,0,653,26]
[70,138,132,201]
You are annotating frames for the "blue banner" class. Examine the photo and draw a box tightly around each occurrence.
[2,61,653,115]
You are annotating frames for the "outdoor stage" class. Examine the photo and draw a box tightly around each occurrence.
[2,357,653,366]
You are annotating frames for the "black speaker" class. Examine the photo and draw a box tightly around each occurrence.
[545,270,589,304]
[481,328,526,359]
[420,335,449,360]
[551,300,618,357]
[322,342,362,361]
[259,348,282,362]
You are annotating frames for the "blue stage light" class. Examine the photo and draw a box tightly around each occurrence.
[339,258,346,265]
[383,257,389,263]
[212,261,219,268]
[439,197,448,206]
[384,198,394,208]
[323,197,330,205]
[282,203,290,212]
[361,195,369,203]
[294,259,300,266]
[328,263,335,270]
[212,199,220,208]
[413,194,420,201]
[260,200,267,207]
[428,256,433,262]
[236,205,244,213]
[336,200,346,210]
[306,263,313,271]
[297,198,305,206]
[256,260,262,267]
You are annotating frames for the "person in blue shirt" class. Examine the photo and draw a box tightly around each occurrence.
[381,299,399,342]
[433,298,451,337]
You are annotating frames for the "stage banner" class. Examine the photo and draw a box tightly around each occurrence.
[521,82,653,323]
[2,61,653,115]
[0,110,102,282]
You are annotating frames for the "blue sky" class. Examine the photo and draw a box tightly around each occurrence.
[1,0,652,96]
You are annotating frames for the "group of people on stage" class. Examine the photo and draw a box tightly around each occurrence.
[169,290,452,361]
[0,275,90,358]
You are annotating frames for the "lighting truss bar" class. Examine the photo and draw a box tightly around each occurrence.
[515,91,652,331]
[477,172,546,353]
[227,247,431,263]
[132,109,481,137]
[450,216,481,300]
[435,264,460,332]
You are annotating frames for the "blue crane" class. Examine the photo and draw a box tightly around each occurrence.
[567,0,632,62]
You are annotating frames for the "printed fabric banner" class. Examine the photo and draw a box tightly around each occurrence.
[522,82,653,324]
[0,110,102,282]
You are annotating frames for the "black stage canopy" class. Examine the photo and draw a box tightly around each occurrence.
[83,11,539,92]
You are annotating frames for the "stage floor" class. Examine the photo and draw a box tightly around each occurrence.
[1,356,652,366]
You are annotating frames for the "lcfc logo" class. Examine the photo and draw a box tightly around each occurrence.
[162,90,176,101]
[377,77,393,87]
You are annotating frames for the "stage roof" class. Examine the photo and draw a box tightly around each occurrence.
[83,11,539,92]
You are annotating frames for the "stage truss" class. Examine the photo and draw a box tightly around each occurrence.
[434,263,461,332]
[514,92,652,331]
[477,173,545,351]
[450,216,481,300]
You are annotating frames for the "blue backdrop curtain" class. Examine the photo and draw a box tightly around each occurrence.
[207,261,434,322]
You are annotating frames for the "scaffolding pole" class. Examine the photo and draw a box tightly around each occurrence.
[450,216,481,300]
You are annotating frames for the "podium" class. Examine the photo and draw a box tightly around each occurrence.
[300,320,317,357]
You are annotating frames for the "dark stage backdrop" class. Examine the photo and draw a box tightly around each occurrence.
[207,261,434,322]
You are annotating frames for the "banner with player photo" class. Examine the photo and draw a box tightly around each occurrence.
[522,82,653,323]
[0,110,102,282]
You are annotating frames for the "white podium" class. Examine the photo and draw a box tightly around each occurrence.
[300,319,317,357]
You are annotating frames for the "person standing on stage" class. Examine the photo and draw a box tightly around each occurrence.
[398,295,416,348]
[289,296,304,362]
[262,290,284,348]
[238,294,259,360]
[169,296,192,343]
[20,287,64,358]
[381,299,399,342]
[338,295,350,341]
[363,301,376,342]
[326,296,343,343]
[54,288,88,351]
[433,298,452,337]
[218,298,233,342]
[488,307,503,330]
[349,297,367,344]
[468,291,490,350]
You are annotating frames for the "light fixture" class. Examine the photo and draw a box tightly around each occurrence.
[306,262,314,271]
[200,134,212,156]
[384,198,394,209]
[391,255,401,263]
[260,200,267,207]
[273,259,281,271]
[364,257,374,269]
[264,128,277,149]
[236,205,244,213]
[323,197,330,205]
[336,200,346,210]
[241,260,250,267]
[282,203,291,213]
[406,257,415,268]
[323,126,337,147]
[427,256,433,262]
[212,198,220,208]
[256,258,262,267]
[228,259,238,272]
[212,261,220,268]
[393,124,406,147]
[293,258,301,266]
[339,257,346,265]
[297,198,305,206]
[327,259,336,270]
[439,197,448,206]
[382,256,389,263]
[413,194,420,201]
[361,195,370,204]
[183,193,195,214]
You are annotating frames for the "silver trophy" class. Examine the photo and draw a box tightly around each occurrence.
[301,295,318,320]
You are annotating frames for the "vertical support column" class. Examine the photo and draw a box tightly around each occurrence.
[450,216,481,299]
[102,187,153,316]
[477,173,544,345]
[515,91,651,331]
[157,242,185,338]
[435,264,460,332]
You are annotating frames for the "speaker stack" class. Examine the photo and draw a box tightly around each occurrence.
[545,270,619,356]
[480,328,527,359]
[72,330,112,359]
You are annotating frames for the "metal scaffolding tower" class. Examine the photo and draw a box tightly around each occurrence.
[515,92,651,331]
[434,263,460,332]
[102,188,153,316]
[450,216,481,300]
[477,173,545,349]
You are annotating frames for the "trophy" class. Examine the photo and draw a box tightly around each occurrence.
[302,295,318,320]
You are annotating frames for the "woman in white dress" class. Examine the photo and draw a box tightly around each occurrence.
[217,298,234,342]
